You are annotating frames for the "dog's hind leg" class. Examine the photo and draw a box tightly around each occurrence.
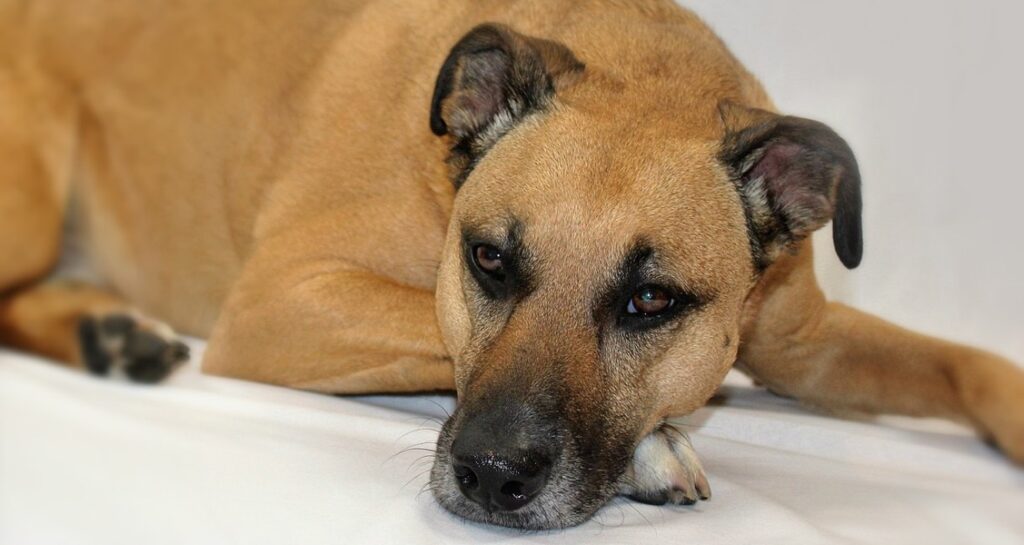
[0,53,77,358]
[738,244,1024,463]
[0,281,190,382]
[0,57,74,292]
[0,56,190,382]
[0,281,119,364]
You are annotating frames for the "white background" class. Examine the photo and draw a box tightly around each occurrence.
[684,0,1024,365]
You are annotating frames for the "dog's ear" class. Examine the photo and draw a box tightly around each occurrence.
[718,101,863,269]
[430,23,584,187]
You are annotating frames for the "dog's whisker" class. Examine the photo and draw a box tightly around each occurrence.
[409,453,437,465]
[592,500,627,531]
[415,479,436,500]
[382,442,439,467]
[406,453,438,473]
[397,440,438,450]
[398,413,446,426]
[394,427,442,443]
[623,498,655,530]
[410,460,434,472]
[400,468,433,492]
[422,398,454,420]
[398,447,438,455]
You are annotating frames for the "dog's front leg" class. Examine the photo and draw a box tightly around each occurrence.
[202,238,454,395]
[739,245,1024,463]
[619,423,711,505]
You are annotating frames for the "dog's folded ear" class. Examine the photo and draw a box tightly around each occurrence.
[430,23,584,187]
[718,101,863,270]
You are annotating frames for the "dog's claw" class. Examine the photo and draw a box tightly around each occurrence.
[620,422,710,506]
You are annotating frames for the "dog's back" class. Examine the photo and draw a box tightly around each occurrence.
[0,0,777,380]
[2,0,756,334]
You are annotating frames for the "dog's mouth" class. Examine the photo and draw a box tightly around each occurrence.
[428,409,628,530]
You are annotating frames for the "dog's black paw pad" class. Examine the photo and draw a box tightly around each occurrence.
[627,491,670,506]
[78,316,111,376]
[77,313,190,384]
[628,487,700,507]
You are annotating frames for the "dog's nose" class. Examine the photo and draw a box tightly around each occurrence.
[452,451,550,512]
[449,391,559,513]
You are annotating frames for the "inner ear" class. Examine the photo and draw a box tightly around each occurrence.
[429,23,584,187]
[719,101,863,270]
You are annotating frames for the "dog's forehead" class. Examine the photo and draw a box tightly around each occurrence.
[461,116,751,282]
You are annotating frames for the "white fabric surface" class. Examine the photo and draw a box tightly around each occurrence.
[2,342,1023,545]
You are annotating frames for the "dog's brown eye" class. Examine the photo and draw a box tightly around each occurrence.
[473,244,504,275]
[627,285,674,315]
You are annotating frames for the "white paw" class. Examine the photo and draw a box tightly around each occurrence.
[619,423,711,505]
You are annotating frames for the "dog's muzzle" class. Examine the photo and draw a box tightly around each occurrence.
[430,386,611,529]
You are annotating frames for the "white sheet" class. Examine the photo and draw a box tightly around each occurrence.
[3,342,1022,545]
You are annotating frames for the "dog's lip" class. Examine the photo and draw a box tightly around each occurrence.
[435,491,586,530]
[445,501,541,527]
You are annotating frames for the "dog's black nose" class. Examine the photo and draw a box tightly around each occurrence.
[452,451,550,512]
[449,391,559,513]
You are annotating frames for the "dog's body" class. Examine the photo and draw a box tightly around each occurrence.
[3,0,1023,529]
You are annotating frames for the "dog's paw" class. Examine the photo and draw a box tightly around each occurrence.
[619,423,711,505]
[981,407,1024,465]
[78,313,190,383]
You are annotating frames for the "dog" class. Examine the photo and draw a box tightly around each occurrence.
[2,0,1022,530]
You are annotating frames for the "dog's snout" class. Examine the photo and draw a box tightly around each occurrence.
[452,450,551,512]
[448,400,557,513]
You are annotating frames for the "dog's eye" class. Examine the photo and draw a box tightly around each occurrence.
[626,285,674,316]
[473,244,505,277]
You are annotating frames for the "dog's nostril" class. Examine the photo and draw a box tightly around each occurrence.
[500,481,527,501]
[451,453,550,513]
[453,464,478,489]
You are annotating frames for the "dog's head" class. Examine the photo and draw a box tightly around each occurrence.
[427,23,862,529]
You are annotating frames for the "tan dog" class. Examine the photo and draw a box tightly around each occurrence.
[2,0,1022,530]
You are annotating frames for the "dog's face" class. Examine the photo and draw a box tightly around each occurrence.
[427,24,862,529]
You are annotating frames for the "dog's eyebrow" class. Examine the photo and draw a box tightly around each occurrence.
[504,218,527,258]
[461,216,524,247]
[500,218,535,297]
[592,241,654,325]
[619,243,655,285]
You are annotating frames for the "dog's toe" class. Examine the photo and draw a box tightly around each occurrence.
[77,313,190,383]
[619,422,710,506]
